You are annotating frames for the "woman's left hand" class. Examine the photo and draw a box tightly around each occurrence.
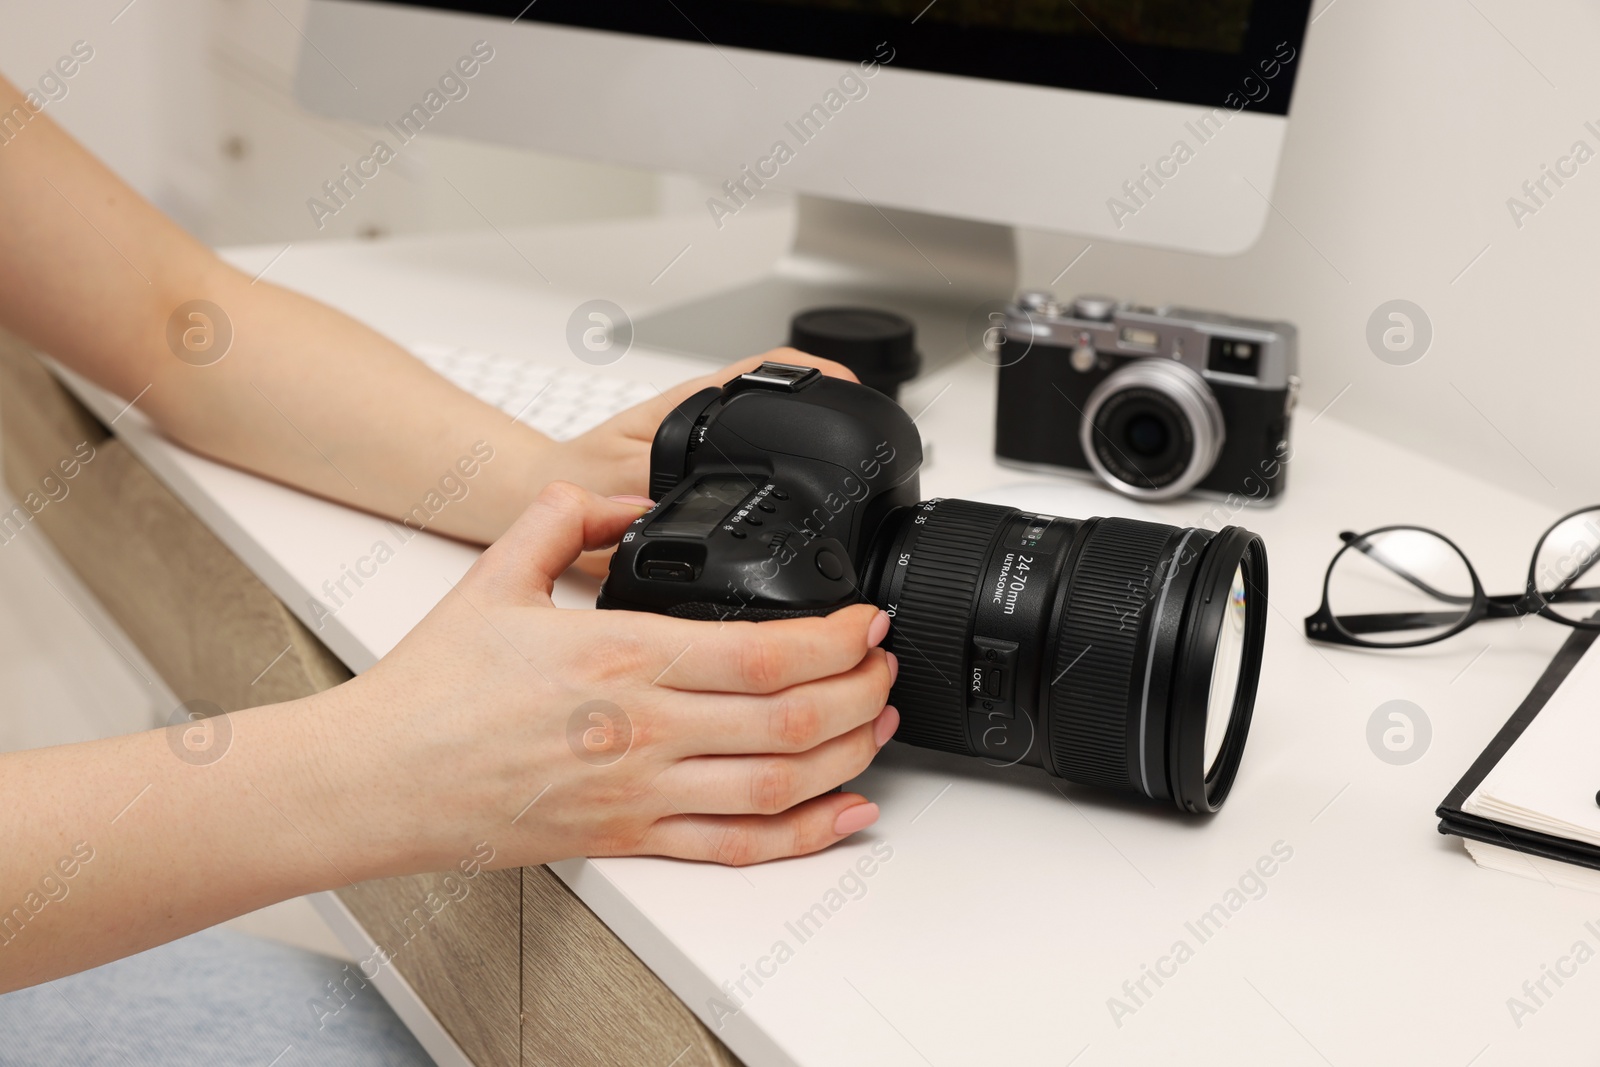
[557,348,857,577]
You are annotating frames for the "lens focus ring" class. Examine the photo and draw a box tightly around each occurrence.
[886,500,1011,755]
[1047,518,1177,791]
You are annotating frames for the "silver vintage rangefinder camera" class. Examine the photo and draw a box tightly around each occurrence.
[993,292,1299,503]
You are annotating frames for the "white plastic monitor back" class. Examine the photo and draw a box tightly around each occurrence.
[296,2,1308,256]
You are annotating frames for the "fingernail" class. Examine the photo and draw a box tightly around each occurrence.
[833,802,880,836]
[609,495,655,509]
[866,610,891,648]
[873,705,900,749]
[884,651,899,686]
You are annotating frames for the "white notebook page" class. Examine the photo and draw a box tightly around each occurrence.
[1463,638,1600,848]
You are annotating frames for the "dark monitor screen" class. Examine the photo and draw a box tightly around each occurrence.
[756,0,1255,53]
[381,1,1310,113]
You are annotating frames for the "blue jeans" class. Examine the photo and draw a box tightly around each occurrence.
[0,928,433,1065]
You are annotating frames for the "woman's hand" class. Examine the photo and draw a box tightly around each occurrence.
[560,347,856,576]
[326,480,899,876]
[556,347,855,527]
[0,481,897,990]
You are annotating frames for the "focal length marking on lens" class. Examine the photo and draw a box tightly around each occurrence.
[989,551,1035,616]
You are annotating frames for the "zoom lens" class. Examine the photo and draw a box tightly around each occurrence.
[1080,361,1225,502]
[864,499,1267,813]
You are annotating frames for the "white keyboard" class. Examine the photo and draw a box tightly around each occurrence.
[409,341,659,442]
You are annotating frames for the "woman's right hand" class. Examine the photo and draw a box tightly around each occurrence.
[319,481,900,877]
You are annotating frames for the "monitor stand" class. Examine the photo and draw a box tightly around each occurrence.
[634,195,1017,373]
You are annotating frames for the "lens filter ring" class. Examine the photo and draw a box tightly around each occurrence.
[1168,527,1268,813]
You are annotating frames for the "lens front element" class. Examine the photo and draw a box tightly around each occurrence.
[1205,564,1249,775]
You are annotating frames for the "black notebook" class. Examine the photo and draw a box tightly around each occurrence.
[1438,624,1600,890]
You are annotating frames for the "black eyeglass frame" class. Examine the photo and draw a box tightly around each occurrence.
[1304,505,1600,649]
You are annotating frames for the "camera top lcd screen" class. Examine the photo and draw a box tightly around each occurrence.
[647,476,759,538]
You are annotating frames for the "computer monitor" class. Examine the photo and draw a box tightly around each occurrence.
[296,1,1313,365]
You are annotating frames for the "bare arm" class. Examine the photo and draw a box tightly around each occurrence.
[0,76,567,542]
[0,73,848,542]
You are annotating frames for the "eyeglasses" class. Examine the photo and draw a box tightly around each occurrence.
[1304,505,1600,648]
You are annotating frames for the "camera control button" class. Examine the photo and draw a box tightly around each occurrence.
[815,549,846,582]
[728,529,747,539]
[973,636,1019,666]
[744,517,763,527]
[757,502,776,513]
[1019,289,1060,316]
[1072,295,1116,321]
[968,638,1020,717]
[643,560,695,582]
[769,489,789,500]
[969,667,1012,717]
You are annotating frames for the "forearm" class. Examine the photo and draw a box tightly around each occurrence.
[0,73,554,543]
[137,266,560,544]
[0,684,433,992]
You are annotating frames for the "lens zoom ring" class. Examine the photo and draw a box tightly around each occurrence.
[1049,519,1174,789]
[889,500,1010,754]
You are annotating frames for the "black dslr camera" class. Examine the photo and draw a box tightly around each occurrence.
[994,293,1299,503]
[599,362,1269,812]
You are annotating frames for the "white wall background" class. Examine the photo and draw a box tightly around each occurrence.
[0,0,661,246]
[1021,0,1600,514]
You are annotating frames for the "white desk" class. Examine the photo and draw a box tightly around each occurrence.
[64,213,1595,1065]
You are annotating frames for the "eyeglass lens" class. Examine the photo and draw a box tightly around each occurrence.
[1325,529,1475,645]
[1532,508,1600,623]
